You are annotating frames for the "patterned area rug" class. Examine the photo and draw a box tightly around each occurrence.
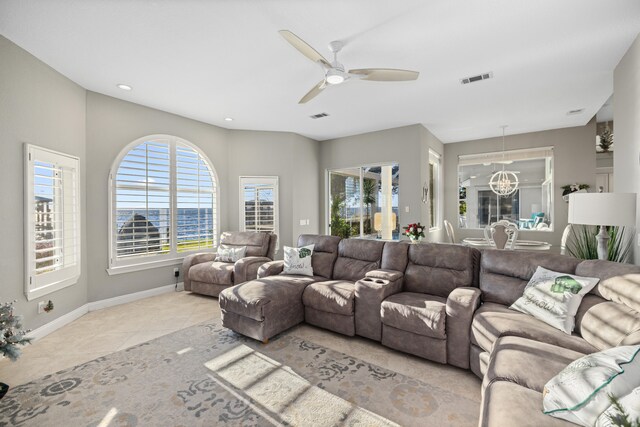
[0,321,478,426]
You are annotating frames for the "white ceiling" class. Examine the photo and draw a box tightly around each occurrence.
[1,0,639,143]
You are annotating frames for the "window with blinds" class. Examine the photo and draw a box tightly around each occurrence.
[239,176,278,239]
[25,145,81,300]
[109,136,218,270]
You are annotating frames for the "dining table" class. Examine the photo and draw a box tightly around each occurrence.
[461,238,552,251]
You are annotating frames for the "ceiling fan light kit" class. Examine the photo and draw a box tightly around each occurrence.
[279,30,419,103]
[489,126,519,197]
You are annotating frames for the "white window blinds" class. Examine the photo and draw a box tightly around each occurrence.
[240,176,278,236]
[25,145,81,300]
[176,145,217,253]
[110,136,218,269]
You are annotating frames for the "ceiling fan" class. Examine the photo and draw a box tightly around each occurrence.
[279,30,419,104]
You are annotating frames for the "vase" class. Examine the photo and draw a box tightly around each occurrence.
[0,382,8,400]
[409,236,423,244]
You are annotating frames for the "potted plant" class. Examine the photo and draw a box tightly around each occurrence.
[598,124,614,153]
[561,183,590,197]
[0,300,32,399]
[403,222,426,243]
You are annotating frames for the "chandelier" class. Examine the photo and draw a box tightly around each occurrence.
[489,126,519,197]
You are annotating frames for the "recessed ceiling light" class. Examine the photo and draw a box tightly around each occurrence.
[470,175,477,179]
[224,117,234,122]
[117,84,132,91]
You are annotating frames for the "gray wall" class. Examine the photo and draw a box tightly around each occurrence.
[443,120,597,251]
[85,92,229,302]
[319,124,444,241]
[0,36,88,329]
[226,130,320,256]
[614,33,640,265]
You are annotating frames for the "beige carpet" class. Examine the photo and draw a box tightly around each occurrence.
[0,321,479,426]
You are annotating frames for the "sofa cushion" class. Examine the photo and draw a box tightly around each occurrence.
[576,259,640,311]
[219,274,321,322]
[379,241,409,272]
[404,243,479,298]
[189,261,234,285]
[479,250,581,306]
[220,231,271,257]
[576,294,640,351]
[332,239,384,282]
[471,302,597,355]
[298,234,341,279]
[481,381,571,427]
[484,336,586,393]
[302,280,355,316]
[381,292,446,339]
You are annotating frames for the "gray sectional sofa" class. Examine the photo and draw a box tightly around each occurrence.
[215,234,640,426]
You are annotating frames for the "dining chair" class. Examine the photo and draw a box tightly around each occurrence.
[484,221,519,250]
[443,219,456,244]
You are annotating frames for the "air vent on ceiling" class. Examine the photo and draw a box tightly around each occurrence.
[460,72,493,85]
[566,108,585,116]
[310,112,329,119]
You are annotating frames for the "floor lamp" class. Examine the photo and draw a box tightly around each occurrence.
[567,193,637,260]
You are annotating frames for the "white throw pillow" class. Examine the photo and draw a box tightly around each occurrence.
[543,345,640,426]
[283,244,315,276]
[596,386,640,427]
[510,266,600,334]
[215,245,247,263]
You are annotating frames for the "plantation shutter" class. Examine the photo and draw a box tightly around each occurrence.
[176,144,217,252]
[240,177,278,237]
[25,145,81,300]
[113,140,171,259]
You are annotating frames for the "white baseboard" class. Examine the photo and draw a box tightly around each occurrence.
[28,282,184,341]
[87,282,182,311]
[27,304,89,341]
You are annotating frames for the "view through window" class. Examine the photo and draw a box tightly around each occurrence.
[458,147,553,231]
[328,164,399,240]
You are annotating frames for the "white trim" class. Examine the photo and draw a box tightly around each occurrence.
[27,283,182,341]
[27,304,88,341]
[87,283,180,311]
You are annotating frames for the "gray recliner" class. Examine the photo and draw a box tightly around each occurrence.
[182,231,277,297]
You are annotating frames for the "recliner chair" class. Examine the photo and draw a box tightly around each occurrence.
[182,231,277,297]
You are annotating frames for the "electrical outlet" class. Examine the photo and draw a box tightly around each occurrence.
[173,267,180,278]
[37,301,46,314]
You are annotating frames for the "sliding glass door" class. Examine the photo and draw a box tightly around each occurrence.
[328,164,399,240]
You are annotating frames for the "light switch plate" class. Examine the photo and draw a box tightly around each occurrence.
[405,206,410,213]
[299,219,306,225]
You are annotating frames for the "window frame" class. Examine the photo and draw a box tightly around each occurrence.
[24,144,81,300]
[428,149,442,231]
[107,135,219,275]
[239,176,279,248]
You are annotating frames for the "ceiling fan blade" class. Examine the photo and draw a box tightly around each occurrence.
[279,30,331,68]
[299,80,326,104]
[349,68,419,81]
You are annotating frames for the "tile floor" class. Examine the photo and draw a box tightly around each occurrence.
[1,290,481,403]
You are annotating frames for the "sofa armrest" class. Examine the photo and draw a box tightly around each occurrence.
[234,256,272,284]
[355,274,404,341]
[365,269,404,282]
[445,287,482,369]
[257,260,285,278]
[182,252,217,291]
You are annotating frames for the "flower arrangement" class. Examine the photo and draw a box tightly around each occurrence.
[403,222,426,242]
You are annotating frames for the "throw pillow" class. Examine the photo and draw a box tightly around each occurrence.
[215,245,247,263]
[283,244,315,276]
[543,345,640,426]
[596,385,640,427]
[510,266,599,334]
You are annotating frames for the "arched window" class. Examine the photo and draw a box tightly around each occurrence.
[108,135,218,272]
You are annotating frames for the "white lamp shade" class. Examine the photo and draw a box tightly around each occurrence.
[568,193,637,226]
